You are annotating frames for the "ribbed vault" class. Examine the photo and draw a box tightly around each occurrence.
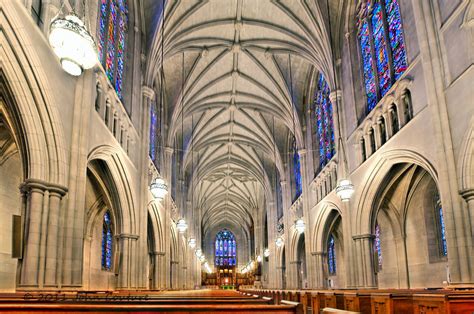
[145,0,336,243]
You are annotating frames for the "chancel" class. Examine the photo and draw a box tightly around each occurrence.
[0,0,473,313]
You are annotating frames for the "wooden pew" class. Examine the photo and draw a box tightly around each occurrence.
[0,303,304,313]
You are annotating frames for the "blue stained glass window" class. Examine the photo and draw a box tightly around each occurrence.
[328,234,336,275]
[313,74,335,173]
[436,196,448,256]
[215,229,236,266]
[98,0,128,100]
[375,223,382,269]
[371,2,391,96]
[384,0,407,79]
[292,138,302,200]
[359,20,378,111]
[358,0,407,112]
[101,211,113,271]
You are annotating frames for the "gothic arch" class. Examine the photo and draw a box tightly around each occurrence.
[355,149,438,235]
[0,3,68,186]
[88,145,137,235]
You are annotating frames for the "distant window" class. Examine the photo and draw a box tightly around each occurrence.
[374,222,382,271]
[149,98,161,171]
[292,137,302,200]
[98,0,128,100]
[435,194,448,257]
[327,234,336,275]
[357,0,408,112]
[101,211,113,271]
[215,229,236,266]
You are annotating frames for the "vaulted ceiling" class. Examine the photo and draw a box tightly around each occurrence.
[144,0,346,239]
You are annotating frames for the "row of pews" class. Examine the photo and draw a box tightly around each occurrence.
[239,287,474,313]
[0,289,303,313]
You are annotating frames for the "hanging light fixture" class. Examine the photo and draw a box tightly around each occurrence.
[150,177,168,200]
[176,218,188,233]
[49,10,97,76]
[195,249,202,258]
[256,255,262,263]
[275,236,284,248]
[323,0,355,202]
[198,254,206,263]
[336,179,355,202]
[264,248,270,257]
[188,237,196,249]
[294,218,306,233]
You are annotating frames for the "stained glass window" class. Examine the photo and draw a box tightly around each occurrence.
[313,74,335,174]
[101,210,113,271]
[435,195,448,257]
[328,234,336,275]
[149,99,161,171]
[374,223,382,270]
[98,0,128,100]
[358,0,407,112]
[215,229,237,266]
[384,0,407,79]
[371,2,391,97]
[292,138,302,200]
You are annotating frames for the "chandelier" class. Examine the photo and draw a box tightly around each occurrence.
[275,236,284,248]
[188,237,196,249]
[256,255,262,263]
[195,249,202,258]
[150,177,168,200]
[264,248,270,257]
[336,179,355,202]
[49,14,97,76]
[295,218,305,233]
[176,218,188,233]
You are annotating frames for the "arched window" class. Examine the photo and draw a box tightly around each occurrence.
[374,222,382,271]
[435,194,448,257]
[357,0,408,112]
[312,74,335,175]
[215,230,236,266]
[98,0,128,100]
[327,234,336,275]
[101,210,113,271]
[292,137,302,201]
[379,117,387,145]
[360,137,367,162]
[149,99,161,171]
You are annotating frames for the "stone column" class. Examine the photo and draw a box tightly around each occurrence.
[373,122,382,149]
[163,147,175,289]
[329,90,343,156]
[312,252,325,288]
[266,201,278,288]
[20,179,47,287]
[117,234,139,289]
[171,260,179,289]
[153,251,166,289]
[383,112,394,138]
[45,185,67,286]
[352,234,376,288]
[460,189,474,240]
[297,149,315,288]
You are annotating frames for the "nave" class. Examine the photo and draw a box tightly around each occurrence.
[1,0,473,312]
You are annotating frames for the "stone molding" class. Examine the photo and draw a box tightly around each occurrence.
[20,178,68,196]
[352,233,374,240]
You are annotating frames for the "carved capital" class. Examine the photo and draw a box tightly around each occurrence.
[142,86,155,99]
[460,189,474,202]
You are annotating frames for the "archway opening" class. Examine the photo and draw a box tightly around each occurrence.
[0,103,23,292]
[373,163,447,288]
